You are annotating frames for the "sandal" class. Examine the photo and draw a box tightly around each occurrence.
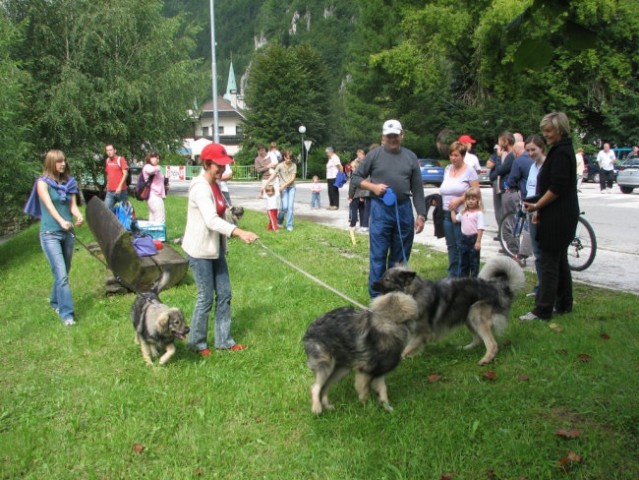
[217,344,247,352]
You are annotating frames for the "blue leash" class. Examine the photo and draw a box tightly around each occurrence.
[382,187,408,264]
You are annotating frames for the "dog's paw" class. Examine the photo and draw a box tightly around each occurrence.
[381,401,394,412]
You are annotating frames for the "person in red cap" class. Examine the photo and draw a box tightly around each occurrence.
[182,143,259,356]
[458,134,481,172]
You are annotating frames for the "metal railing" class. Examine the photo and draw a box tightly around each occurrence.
[163,165,258,181]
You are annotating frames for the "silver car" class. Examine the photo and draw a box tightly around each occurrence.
[617,158,639,194]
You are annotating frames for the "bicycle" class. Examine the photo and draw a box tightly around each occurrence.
[498,202,597,271]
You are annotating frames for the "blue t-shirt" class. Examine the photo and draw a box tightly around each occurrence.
[39,182,72,232]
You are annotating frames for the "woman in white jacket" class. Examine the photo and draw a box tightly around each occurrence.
[182,143,258,356]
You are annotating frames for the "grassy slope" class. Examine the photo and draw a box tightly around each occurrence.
[1,196,637,479]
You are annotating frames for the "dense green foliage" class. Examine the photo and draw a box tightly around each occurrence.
[2,0,639,213]
[1,197,638,478]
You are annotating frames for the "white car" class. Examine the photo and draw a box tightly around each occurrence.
[617,158,639,194]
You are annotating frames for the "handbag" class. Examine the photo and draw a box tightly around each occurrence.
[334,170,348,188]
[132,233,158,257]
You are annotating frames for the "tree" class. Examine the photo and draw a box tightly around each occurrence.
[239,43,330,163]
[5,0,203,186]
[0,13,35,211]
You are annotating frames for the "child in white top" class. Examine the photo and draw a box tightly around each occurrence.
[264,184,279,231]
[453,187,484,277]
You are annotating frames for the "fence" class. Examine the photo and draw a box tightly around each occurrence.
[162,165,258,181]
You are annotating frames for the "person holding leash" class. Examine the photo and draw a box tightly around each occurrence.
[24,149,84,326]
[182,143,259,356]
[351,119,426,297]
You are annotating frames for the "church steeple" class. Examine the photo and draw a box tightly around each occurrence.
[223,61,238,108]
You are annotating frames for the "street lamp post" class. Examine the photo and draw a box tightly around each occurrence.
[298,125,307,179]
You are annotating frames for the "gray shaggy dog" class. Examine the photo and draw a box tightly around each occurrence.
[303,292,419,414]
[372,256,525,365]
[131,273,189,366]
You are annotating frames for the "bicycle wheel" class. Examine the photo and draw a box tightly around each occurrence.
[568,216,597,271]
[498,212,524,258]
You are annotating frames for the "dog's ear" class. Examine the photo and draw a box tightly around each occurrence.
[157,312,170,328]
[397,270,417,285]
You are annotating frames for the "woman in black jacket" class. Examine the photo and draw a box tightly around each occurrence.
[520,112,579,321]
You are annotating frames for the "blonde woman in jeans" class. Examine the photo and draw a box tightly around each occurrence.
[24,150,84,326]
[182,143,258,356]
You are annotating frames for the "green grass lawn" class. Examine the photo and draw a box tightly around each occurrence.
[1,196,638,479]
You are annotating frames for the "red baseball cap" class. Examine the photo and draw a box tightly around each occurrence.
[458,134,477,144]
[200,143,233,165]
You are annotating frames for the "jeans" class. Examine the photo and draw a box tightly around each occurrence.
[277,186,296,230]
[187,253,235,350]
[459,234,480,277]
[310,192,320,208]
[368,198,414,297]
[40,230,75,322]
[443,211,462,277]
[104,190,129,211]
[349,197,370,228]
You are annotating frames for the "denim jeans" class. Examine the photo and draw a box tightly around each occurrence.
[40,230,75,322]
[368,198,414,297]
[277,186,296,230]
[459,234,480,277]
[104,190,129,211]
[443,211,462,277]
[310,192,320,209]
[187,254,235,350]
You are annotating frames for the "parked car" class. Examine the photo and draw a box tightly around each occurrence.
[477,160,491,185]
[616,158,639,194]
[418,158,444,186]
[617,157,639,172]
[583,155,618,184]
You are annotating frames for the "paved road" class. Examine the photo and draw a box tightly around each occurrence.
[170,179,639,295]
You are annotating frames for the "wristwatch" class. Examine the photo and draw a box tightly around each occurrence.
[417,214,426,221]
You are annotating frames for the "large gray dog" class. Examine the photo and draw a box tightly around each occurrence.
[372,256,525,365]
[303,292,419,414]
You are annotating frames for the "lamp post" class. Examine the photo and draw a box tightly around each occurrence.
[298,125,307,179]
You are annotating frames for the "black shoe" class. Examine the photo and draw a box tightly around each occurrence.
[493,236,499,241]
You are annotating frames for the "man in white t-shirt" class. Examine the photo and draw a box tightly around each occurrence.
[596,143,616,193]
[458,134,481,172]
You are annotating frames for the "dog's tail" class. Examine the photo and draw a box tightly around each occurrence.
[478,256,526,295]
[151,270,173,294]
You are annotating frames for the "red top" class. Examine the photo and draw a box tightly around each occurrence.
[105,156,128,192]
[210,181,227,217]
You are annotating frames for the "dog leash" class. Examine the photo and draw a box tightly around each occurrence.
[255,239,368,310]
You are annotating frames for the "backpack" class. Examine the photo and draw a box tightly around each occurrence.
[134,171,154,201]
[113,200,137,231]
[116,156,132,187]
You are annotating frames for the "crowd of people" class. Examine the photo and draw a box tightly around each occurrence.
[26,111,615,348]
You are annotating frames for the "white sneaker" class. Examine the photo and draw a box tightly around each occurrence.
[359,227,369,233]
[63,319,76,326]
[519,312,539,321]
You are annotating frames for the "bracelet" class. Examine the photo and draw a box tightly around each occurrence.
[534,203,538,211]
